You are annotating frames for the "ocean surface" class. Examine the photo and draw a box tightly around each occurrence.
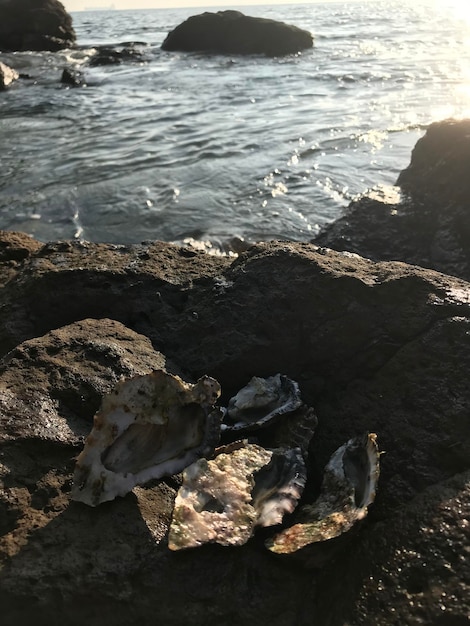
[1,1,470,249]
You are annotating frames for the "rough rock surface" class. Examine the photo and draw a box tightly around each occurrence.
[161,10,313,56]
[60,67,84,87]
[0,0,75,52]
[0,318,169,446]
[0,233,469,625]
[0,237,231,356]
[0,231,41,287]
[314,119,470,281]
[0,61,18,89]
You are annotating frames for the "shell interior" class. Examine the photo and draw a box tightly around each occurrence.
[252,447,307,527]
[266,433,380,554]
[71,370,222,507]
[223,374,303,432]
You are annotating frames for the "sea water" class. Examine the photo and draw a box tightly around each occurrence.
[1,0,470,247]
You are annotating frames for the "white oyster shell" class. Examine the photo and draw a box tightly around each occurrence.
[266,433,379,554]
[222,374,303,432]
[168,440,306,551]
[71,370,222,507]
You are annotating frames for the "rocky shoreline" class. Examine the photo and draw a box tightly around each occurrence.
[0,179,469,623]
[314,119,470,283]
[0,1,469,620]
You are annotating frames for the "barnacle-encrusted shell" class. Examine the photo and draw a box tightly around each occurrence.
[222,374,303,432]
[71,370,222,507]
[168,440,306,550]
[266,433,379,554]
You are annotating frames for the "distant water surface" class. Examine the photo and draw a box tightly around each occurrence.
[1,1,470,247]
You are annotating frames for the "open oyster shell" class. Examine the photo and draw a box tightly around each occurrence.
[71,370,222,507]
[266,433,379,554]
[222,374,303,432]
[168,440,306,551]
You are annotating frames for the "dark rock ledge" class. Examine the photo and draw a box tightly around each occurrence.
[161,10,313,57]
[314,118,470,282]
[0,0,75,52]
[0,230,469,625]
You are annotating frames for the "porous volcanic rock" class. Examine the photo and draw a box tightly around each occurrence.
[0,318,170,446]
[0,235,469,625]
[314,119,470,281]
[315,471,470,625]
[0,61,18,89]
[161,10,313,56]
[0,0,75,52]
[0,230,41,287]
[0,236,232,357]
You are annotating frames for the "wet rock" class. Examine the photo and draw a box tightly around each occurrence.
[0,61,18,89]
[0,0,76,52]
[162,10,313,57]
[315,471,470,625]
[397,118,470,206]
[314,119,470,281]
[0,236,469,625]
[61,67,85,87]
[88,44,147,66]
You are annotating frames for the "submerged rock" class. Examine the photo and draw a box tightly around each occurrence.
[0,61,18,89]
[161,10,313,57]
[0,0,76,52]
[61,67,85,87]
[88,43,147,66]
[314,119,470,281]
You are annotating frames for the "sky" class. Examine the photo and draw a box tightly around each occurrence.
[61,0,353,12]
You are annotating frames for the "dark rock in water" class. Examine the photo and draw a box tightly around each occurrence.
[397,117,470,206]
[161,10,313,57]
[0,0,75,52]
[0,61,18,89]
[89,44,146,66]
[60,67,85,87]
[0,233,469,624]
[314,119,470,282]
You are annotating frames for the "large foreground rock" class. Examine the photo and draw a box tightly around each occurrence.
[161,10,313,56]
[0,0,75,52]
[314,119,470,281]
[0,233,469,624]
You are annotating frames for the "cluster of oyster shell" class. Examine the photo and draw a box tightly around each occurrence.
[72,370,380,554]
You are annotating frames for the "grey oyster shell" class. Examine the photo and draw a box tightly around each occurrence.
[222,374,303,432]
[168,440,306,551]
[266,433,380,554]
[71,370,222,507]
